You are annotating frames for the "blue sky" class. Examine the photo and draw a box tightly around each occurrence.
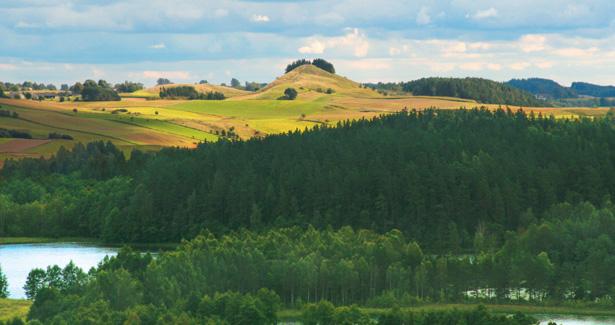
[1,0,615,86]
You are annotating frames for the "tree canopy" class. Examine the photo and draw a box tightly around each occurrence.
[285,58,335,74]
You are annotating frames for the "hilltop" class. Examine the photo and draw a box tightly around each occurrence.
[246,64,378,100]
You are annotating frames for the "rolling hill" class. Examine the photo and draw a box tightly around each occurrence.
[247,64,378,100]
[0,65,609,163]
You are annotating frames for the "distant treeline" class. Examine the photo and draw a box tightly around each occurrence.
[366,78,546,106]
[159,86,225,100]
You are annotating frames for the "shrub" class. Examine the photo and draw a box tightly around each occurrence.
[283,88,298,100]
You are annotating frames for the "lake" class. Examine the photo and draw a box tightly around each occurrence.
[537,315,615,325]
[0,242,119,299]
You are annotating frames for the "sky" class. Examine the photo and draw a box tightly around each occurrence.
[1,0,615,87]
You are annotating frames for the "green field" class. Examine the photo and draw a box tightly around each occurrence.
[0,299,30,322]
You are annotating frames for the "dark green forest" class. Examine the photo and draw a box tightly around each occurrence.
[3,108,615,249]
[405,78,546,106]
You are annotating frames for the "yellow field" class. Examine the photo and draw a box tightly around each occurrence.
[0,66,608,161]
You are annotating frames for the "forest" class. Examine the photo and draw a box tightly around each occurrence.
[3,108,615,249]
[13,230,547,324]
[365,79,545,106]
[3,108,615,322]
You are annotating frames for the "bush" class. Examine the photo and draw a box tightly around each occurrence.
[283,88,298,100]
[0,128,32,139]
[48,133,74,140]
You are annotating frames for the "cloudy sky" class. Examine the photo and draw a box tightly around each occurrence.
[1,0,615,86]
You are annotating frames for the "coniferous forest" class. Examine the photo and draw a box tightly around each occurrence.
[4,108,615,323]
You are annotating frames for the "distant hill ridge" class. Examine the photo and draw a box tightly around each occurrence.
[405,77,546,107]
[506,78,615,99]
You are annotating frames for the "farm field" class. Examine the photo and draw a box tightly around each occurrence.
[0,65,608,161]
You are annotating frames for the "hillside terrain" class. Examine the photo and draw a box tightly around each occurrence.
[0,66,608,162]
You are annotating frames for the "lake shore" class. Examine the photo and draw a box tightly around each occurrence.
[279,303,615,321]
[0,237,178,250]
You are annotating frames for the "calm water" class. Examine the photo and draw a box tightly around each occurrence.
[0,243,119,299]
[537,315,615,325]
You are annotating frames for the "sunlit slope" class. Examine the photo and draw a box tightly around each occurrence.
[243,64,379,100]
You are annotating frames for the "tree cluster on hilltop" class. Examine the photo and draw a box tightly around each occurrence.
[285,58,335,74]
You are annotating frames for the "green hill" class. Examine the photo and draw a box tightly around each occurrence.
[406,77,547,106]
[251,64,378,100]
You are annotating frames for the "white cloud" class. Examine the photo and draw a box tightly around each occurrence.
[472,8,498,20]
[297,28,369,57]
[251,14,270,23]
[459,62,483,71]
[509,62,531,70]
[552,47,598,58]
[0,64,16,70]
[534,60,554,69]
[416,6,431,25]
[519,34,547,53]
[142,70,191,80]
[150,43,166,49]
[14,21,39,29]
[298,40,326,54]
[214,9,228,17]
[487,63,501,71]
[339,59,391,70]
